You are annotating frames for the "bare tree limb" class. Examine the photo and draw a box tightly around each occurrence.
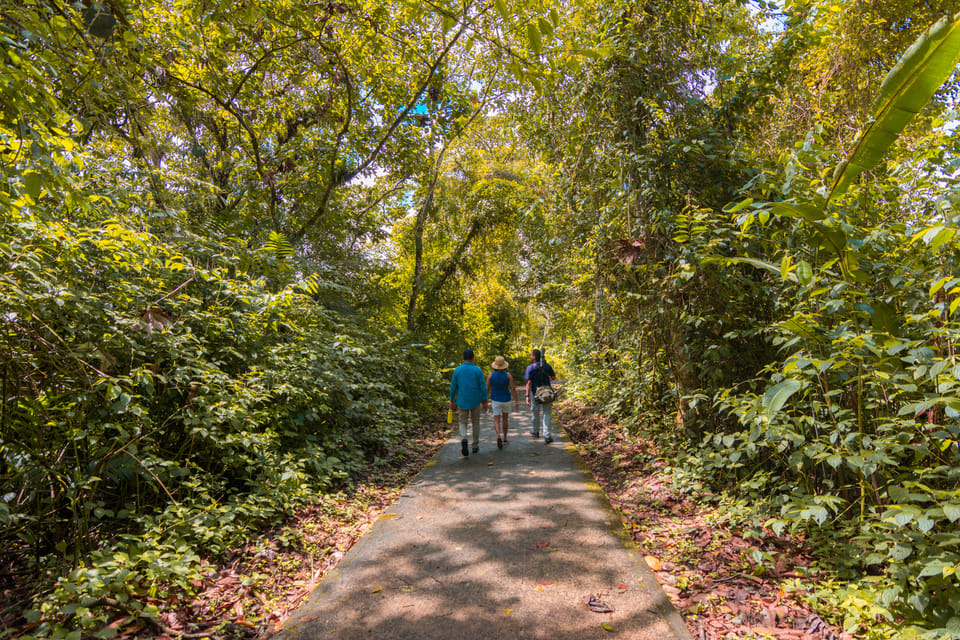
[292,16,471,241]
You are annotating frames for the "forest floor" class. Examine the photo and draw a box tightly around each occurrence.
[114,416,449,639]
[555,401,852,640]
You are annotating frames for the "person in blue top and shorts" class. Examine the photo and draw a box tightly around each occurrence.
[486,355,519,449]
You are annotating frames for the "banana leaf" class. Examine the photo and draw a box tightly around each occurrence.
[829,12,960,201]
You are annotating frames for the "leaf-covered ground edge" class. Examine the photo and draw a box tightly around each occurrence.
[556,401,863,640]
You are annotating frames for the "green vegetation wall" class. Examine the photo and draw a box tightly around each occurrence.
[516,0,960,635]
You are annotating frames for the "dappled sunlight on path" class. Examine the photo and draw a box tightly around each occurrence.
[277,406,691,640]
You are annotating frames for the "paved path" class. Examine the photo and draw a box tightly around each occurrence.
[277,403,692,640]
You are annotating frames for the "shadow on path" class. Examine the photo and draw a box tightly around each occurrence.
[277,405,692,640]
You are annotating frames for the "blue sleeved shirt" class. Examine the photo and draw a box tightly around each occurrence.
[524,362,556,392]
[449,362,487,410]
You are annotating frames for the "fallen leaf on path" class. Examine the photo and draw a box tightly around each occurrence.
[536,585,544,592]
[529,541,551,550]
[504,608,513,615]
[601,623,617,632]
[618,583,627,589]
[584,594,615,613]
[416,515,423,520]
[399,585,415,592]
[379,513,399,520]
[530,471,537,475]
[644,555,662,571]
[537,579,554,586]
[487,461,495,466]
[371,587,382,594]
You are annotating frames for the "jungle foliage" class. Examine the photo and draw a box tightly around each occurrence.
[523,0,960,637]
[0,0,540,635]
[9,0,960,637]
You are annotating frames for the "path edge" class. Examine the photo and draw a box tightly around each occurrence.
[560,435,696,640]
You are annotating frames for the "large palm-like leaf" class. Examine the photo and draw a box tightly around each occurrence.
[829,12,960,201]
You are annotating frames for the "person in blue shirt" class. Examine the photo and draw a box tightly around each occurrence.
[486,355,519,450]
[449,348,488,456]
[524,348,557,444]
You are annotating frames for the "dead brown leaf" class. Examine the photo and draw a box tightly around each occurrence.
[583,594,615,613]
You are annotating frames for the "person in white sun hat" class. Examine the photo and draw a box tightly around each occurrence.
[486,355,519,450]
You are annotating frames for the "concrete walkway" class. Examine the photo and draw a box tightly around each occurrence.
[277,403,692,640]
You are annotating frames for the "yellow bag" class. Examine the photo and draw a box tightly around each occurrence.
[447,407,453,424]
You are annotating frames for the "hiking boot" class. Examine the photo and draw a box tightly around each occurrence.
[528,430,539,438]
[472,445,479,454]
[497,437,503,450]
[544,435,553,444]
[461,438,469,457]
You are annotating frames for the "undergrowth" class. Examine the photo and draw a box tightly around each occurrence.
[1,217,444,638]
[558,399,957,640]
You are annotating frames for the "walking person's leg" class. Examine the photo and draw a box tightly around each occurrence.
[471,407,481,452]
[458,408,469,456]
[502,409,509,443]
[530,398,542,437]
[493,409,503,449]
[543,404,554,444]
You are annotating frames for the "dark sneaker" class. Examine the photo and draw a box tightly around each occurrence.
[472,445,479,454]
[528,430,539,438]
[461,438,469,457]
[544,436,553,444]
[497,437,503,449]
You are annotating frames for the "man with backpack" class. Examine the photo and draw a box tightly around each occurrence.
[524,348,557,444]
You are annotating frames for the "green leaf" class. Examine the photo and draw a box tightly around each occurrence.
[780,254,792,282]
[779,317,820,341]
[527,22,542,54]
[809,221,847,258]
[724,197,754,213]
[927,226,956,249]
[22,171,42,201]
[537,17,553,37]
[494,0,509,22]
[796,260,813,285]
[893,511,914,527]
[702,256,789,279]
[881,587,903,607]
[919,560,952,577]
[763,379,802,419]
[770,201,823,222]
[871,301,898,334]
[830,12,960,200]
[944,504,960,522]
[441,15,455,34]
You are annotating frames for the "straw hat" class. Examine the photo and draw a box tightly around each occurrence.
[491,355,509,370]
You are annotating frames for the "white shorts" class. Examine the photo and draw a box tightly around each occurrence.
[491,400,513,416]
